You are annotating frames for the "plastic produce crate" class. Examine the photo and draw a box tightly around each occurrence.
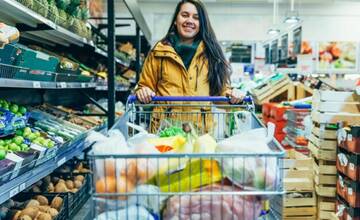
[56,73,79,82]
[52,172,91,218]
[76,74,93,82]
[0,44,19,65]
[0,159,16,185]
[0,63,28,79]
[14,45,59,72]
[15,69,57,82]
[13,192,69,220]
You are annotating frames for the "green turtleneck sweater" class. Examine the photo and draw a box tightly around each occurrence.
[168,33,200,70]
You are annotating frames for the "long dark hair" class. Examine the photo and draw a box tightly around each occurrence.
[163,0,231,96]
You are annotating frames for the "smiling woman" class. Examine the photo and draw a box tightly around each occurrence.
[135,0,245,133]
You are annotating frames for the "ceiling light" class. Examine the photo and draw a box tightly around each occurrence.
[267,28,280,35]
[284,0,301,24]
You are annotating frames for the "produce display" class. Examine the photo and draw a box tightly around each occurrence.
[34,118,83,141]
[0,195,64,220]
[15,0,92,39]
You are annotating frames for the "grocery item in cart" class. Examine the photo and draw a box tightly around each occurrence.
[95,205,155,220]
[217,126,277,191]
[162,183,262,220]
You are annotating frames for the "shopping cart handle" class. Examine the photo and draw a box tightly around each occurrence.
[292,103,312,109]
[127,95,252,103]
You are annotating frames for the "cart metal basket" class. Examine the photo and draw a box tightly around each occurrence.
[89,96,285,220]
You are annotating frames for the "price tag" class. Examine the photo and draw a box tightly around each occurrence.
[33,81,41,88]
[349,187,353,195]
[19,183,26,191]
[348,134,353,141]
[349,163,355,171]
[9,186,19,197]
[81,83,86,88]
[30,143,46,159]
[59,82,67,88]
[6,153,24,179]
[57,157,66,167]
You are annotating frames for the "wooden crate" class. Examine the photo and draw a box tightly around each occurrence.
[308,141,337,161]
[311,111,360,126]
[252,77,294,104]
[309,133,337,151]
[284,150,314,191]
[313,157,337,176]
[315,184,337,198]
[313,90,359,103]
[318,196,336,220]
[312,126,337,140]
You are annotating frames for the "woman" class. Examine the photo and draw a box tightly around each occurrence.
[135,0,244,134]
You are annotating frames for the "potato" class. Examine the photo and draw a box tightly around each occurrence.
[65,180,74,190]
[19,215,31,220]
[38,206,50,213]
[50,197,63,211]
[34,212,51,220]
[12,211,21,220]
[43,176,51,185]
[47,208,58,218]
[74,180,82,189]
[74,175,85,183]
[55,182,68,193]
[20,207,39,219]
[36,196,49,206]
[70,188,78,193]
[26,199,40,208]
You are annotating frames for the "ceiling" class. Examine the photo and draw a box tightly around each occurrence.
[136,0,355,4]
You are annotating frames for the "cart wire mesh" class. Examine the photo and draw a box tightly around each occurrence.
[89,96,285,220]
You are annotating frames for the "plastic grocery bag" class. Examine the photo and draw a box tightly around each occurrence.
[95,205,155,220]
[216,123,277,191]
[163,183,262,220]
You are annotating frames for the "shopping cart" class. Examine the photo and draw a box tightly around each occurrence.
[89,96,285,220]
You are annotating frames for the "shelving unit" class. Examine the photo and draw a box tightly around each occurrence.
[0,0,151,213]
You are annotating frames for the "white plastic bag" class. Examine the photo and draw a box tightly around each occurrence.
[216,123,277,191]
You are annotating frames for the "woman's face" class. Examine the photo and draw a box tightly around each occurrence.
[175,2,200,43]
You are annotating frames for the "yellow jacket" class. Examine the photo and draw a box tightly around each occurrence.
[137,41,227,134]
[137,41,229,97]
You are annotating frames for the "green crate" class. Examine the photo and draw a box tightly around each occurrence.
[0,44,20,65]
[15,69,56,82]
[15,45,59,72]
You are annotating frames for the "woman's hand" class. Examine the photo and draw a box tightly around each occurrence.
[136,87,155,103]
[226,89,245,104]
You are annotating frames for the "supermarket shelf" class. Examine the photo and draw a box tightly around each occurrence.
[0,78,97,89]
[0,0,91,47]
[0,139,89,204]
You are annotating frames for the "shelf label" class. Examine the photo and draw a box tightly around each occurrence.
[57,157,66,167]
[81,83,86,88]
[59,82,67,88]
[9,186,19,198]
[19,183,26,191]
[30,143,46,159]
[33,81,41,88]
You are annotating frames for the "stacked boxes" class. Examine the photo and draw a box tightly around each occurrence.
[282,149,317,220]
[309,90,360,220]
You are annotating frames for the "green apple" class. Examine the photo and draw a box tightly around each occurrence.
[9,143,20,152]
[10,104,18,114]
[0,140,4,146]
[13,136,24,145]
[19,106,27,115]
[23,127,32,136]
[28,133,37,141]
[47,141,55,148]
[34,131,41,138]
[4,140,11,145]
[21,144,29,151]
[15,130,23,136]
[0,149,6,160]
